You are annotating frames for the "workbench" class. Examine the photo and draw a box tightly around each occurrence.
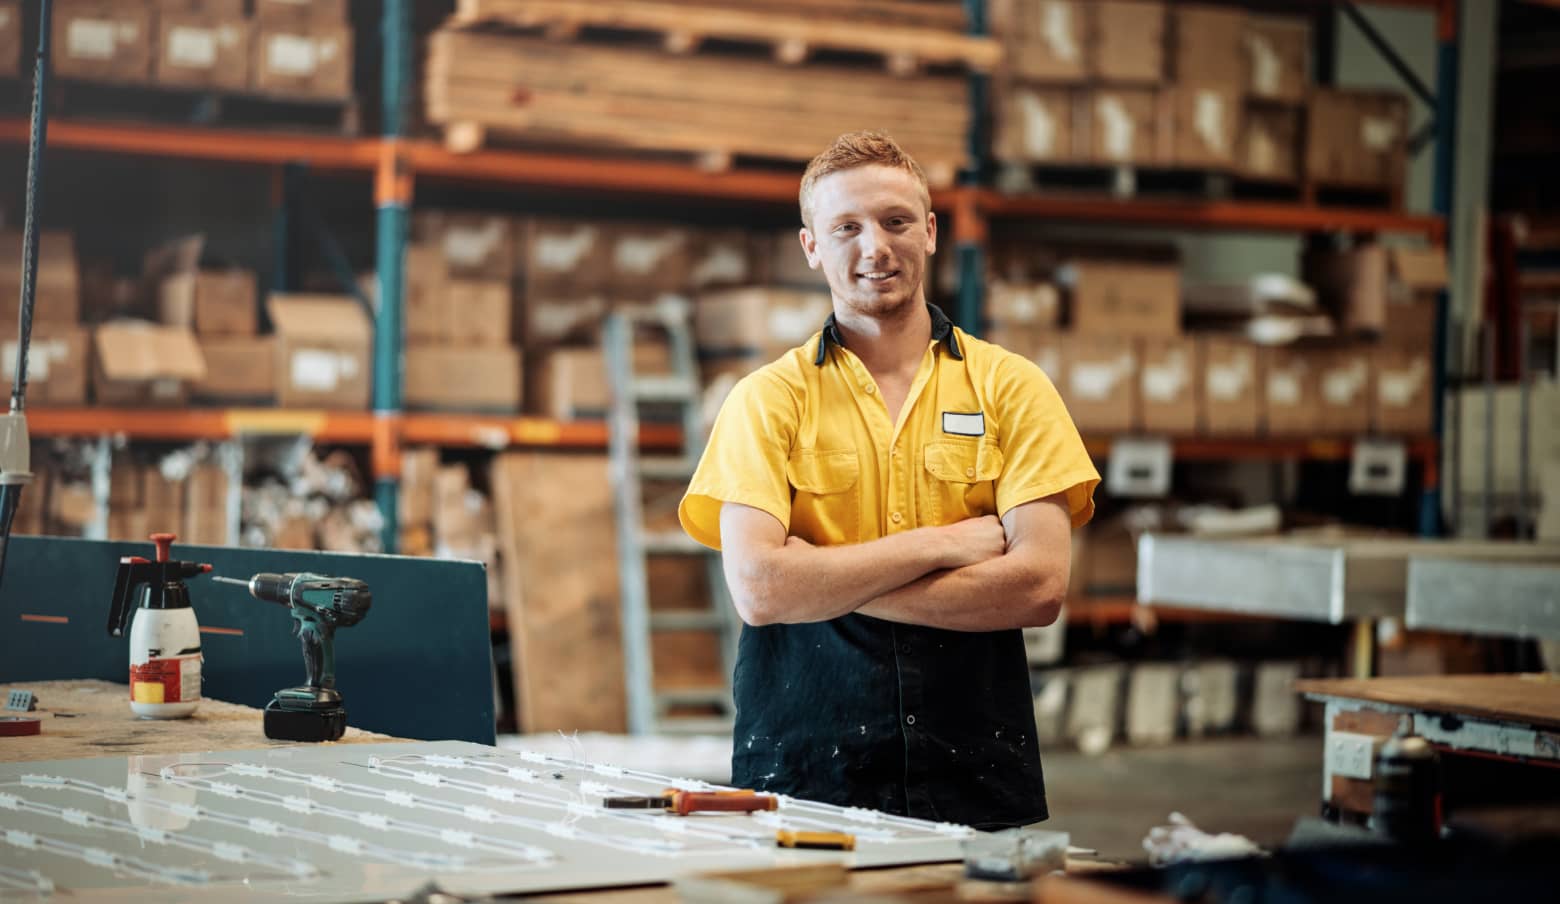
[0,680,1119,902]
[1296,673,1560,818]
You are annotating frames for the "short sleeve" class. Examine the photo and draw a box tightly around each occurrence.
[989,354,1100,528]
[678,371,797,549]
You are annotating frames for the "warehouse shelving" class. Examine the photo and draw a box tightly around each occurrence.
[0,0,1460,552]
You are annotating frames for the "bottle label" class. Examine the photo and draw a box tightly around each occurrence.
[130,656,202,705]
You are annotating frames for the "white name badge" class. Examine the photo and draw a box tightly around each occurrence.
[942,412,985,436]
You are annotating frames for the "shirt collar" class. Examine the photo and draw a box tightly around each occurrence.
[813,303,963,366]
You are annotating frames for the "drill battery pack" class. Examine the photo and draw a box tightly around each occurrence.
[264,700,348,742]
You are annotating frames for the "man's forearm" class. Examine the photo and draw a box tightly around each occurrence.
[726,529,952,625]
[856,554,1065,632]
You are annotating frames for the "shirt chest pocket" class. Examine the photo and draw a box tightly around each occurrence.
[919,439,1004,526]
[787,449,861,544]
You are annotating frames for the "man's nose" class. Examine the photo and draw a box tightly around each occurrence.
[857,222,890,258]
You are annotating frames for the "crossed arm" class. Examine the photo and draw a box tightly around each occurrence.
[717,494,1073,632]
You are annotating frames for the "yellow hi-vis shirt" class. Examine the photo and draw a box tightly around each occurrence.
[679,306,1099,549]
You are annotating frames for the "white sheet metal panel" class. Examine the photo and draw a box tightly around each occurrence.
[1137,534,1348,622]
[1406,558,1560,640]
[0,741,969,902]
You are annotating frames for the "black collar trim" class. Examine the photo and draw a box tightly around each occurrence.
[813,304,963,366]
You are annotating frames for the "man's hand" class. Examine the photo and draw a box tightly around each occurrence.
[932,515,1007,569]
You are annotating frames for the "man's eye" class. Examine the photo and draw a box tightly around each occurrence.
[834,224,857,235]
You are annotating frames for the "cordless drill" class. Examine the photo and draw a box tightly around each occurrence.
[213,572,371,742]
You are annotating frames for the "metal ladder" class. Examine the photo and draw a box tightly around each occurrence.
[604,298,739,736]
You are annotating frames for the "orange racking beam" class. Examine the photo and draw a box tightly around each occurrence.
[0,119,381,172]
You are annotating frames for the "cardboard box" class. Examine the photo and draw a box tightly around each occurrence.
[1092,1,1165,84]
[1238,105,1302,182]
[182,506,227,545]
[192,335,274,402]
[1306,89,1408,189]
[268,294,371,409]
[92,322,207,406]
[988,280,1060,328]
[1305,242,1387,335]
[155,14,251,90]
[0,230,80,326]
[186,462,228,509]
[54,0,154,83]
[2,326,90,406]
[1262,347,1320,435]
[1381,246,1444,351]
[1139,337,1198,434]
[1316,348,1373,434]
[995,86,1074,164]
[1246,15,1309,104]
[154,0,245,15]
[406,344,522,412]
[142,466,186,520]
[1373,347,1432,435]
[993,0,1088,83]
[1057,334,1138,434]
[1173,5,1245,86]
[1086,88,1164,165]
[521,219,611,298]
[253,24,352,99]
[418,213,515,281]
[108,510,151,542]
[1067,259,1180,337]
[1199,337,1259,436]
[759,229,830,290]
[610,225,693,298]
[256,0,347,24]
[160,269,258,336]
[694,287,832,351]
[523,297,609,348]
[526,342,671,419]
[1173,85,1241,169]
[445,279,512,347]
[984,324,1048,363]
[387,243,449,343]
[0,1,21,78]
[400,447,438,527]
[689,231,753,290]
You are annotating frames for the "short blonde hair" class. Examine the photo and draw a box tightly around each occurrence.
[799,131,931,228]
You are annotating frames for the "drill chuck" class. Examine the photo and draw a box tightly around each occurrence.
[247,573,294,606]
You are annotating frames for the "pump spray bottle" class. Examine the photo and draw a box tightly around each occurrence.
[107,533,213,718]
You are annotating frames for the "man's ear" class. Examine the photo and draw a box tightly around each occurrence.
[925,211,938,257]
[799,226,821,271]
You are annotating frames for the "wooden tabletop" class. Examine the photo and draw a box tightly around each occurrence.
[0,679,400,763]
[1295,673,1560,731]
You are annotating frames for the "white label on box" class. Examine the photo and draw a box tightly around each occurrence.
[1248,129,1277,175]
[1249,34,1281,97]
[691,243,749,287]
[1195,91,1229,155]
[1,340,58,381]
[1379,359,1428,407]
[1322,360,1368,404]
[1107,437,1173,498]
[1071,355,1131,400]
[535,227,597,272]
[0,10,13,29]
[1350,438,1407,496]
[1361,116,1399,151]
[290,349,340,391]
[1019,92,1057,158]
[1034,347,1060,376]
[1141,351,1189,402]
[67,19,117,60]
[1268,370,1301,406]
[615,234,683,276]
[1208,355,1251,400]
[444,220,505,269]
[168,26,218,68]
[266,34,318,76]
[1097,96,1135,161]
[530,297,605,337]
[1041,2,1079,62]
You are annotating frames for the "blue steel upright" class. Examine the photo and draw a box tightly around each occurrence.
[373,0,412,553]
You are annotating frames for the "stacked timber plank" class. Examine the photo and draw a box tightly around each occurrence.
[424,0,987,182]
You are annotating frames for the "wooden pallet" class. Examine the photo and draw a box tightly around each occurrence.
[40,77,360,135]
[452,0,997,74]
[426,28,967,185]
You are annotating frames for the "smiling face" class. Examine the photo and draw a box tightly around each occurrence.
[799,164,937,320]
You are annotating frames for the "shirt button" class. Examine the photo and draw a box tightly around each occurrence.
[965,466,975,478]
[864,384,876,395]
[890,511,903,524]
[906,715,916,726]
[900,643,911,654]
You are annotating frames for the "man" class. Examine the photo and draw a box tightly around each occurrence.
[678,131,1098,830]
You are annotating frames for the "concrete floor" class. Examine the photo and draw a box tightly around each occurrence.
[1041,734,1324,863]
[506,732,1326,865]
